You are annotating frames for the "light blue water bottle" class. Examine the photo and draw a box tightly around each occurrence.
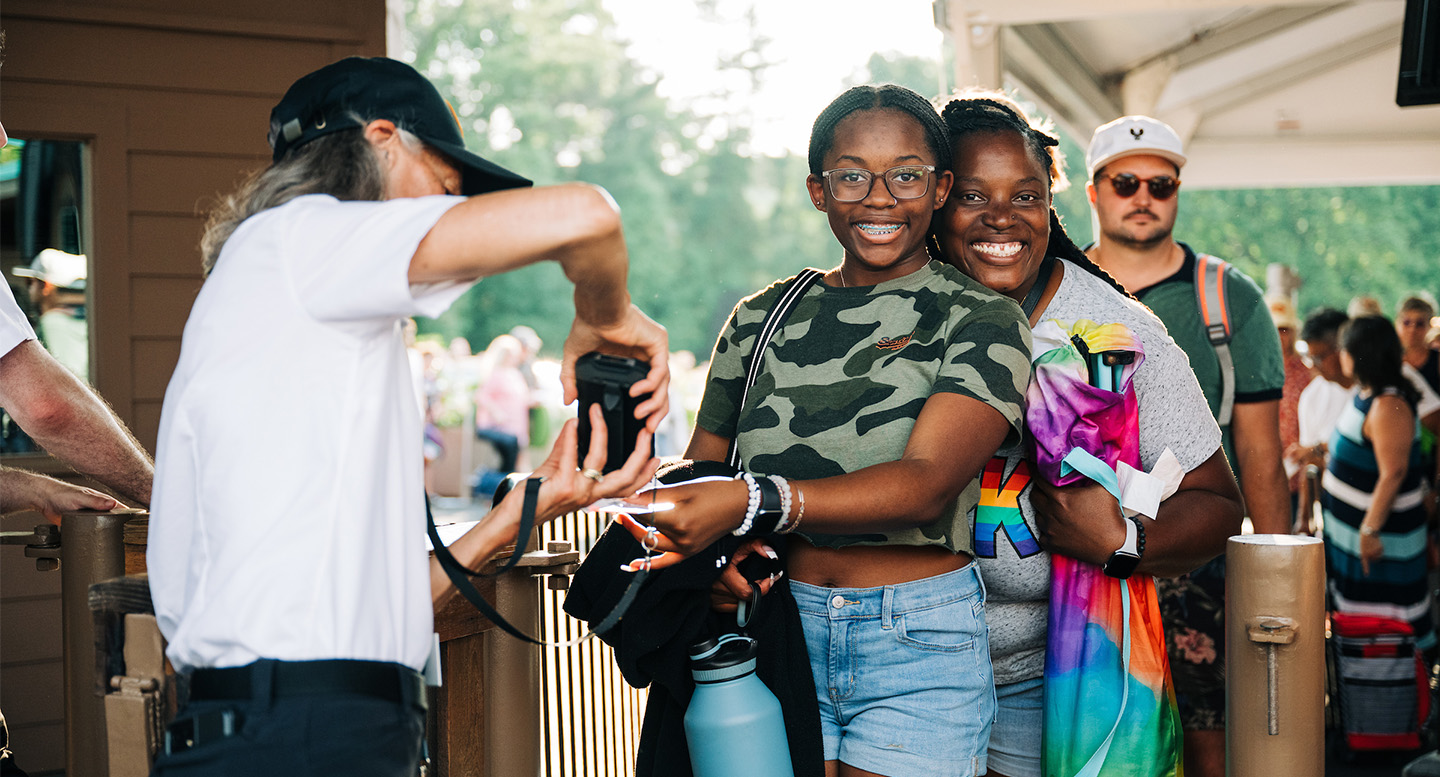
[683,634,795,777]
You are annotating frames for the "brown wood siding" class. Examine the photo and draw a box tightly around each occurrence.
[0,2,385,771]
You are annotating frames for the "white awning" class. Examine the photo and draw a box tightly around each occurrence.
[934,0,1440,188]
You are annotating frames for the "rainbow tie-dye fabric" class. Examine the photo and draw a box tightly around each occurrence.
[1029,320,1182,777]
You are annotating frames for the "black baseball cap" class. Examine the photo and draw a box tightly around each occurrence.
[268,56,531,196]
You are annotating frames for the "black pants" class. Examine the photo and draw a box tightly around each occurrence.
[150,660,425,777]
[476,427,521,472]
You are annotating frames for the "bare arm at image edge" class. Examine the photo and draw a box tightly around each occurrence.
[0,466,119,522]
[0,340,154,507]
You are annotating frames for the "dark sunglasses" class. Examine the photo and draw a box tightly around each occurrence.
[1099,173,1180,200]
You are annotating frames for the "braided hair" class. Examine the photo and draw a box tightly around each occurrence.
[936,89,1133,300]
[808,84,951,176]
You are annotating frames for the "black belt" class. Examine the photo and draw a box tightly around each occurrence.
[189,659,425,707]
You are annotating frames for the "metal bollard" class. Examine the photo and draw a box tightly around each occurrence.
[1226,534,1325,777]
[61,510,136,777]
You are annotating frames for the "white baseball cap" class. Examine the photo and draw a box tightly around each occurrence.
[1085,116,1187,180]
[14,248,87,289]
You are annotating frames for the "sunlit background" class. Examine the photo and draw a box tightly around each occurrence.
[394,0,1439,359]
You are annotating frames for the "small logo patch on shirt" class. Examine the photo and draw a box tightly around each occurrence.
[875,334,912,351]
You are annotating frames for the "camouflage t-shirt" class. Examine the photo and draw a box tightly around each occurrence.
[696,259,1031,554]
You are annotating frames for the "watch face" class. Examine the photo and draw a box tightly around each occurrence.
[1103,551,1141,579]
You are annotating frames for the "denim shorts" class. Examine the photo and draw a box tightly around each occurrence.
[791,563,996,777]
[986,676,1044,777]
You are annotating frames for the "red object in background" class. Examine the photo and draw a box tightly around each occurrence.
[1330,612,1431,752]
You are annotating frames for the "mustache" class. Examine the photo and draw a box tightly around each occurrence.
[1125,208,1159,219]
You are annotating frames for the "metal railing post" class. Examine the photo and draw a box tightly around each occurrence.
[61,510,131,777]
[484,528,579,777]
[1225,534,1326,777]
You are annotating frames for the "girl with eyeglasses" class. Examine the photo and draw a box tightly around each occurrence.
[625,84,1031,777]
[928,90,1244,777]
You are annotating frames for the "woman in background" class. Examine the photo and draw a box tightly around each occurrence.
[1322,315,1436,652]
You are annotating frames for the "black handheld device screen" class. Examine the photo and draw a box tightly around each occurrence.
[575,352,652,472]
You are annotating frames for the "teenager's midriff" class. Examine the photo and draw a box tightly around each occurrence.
[788,540,972,589]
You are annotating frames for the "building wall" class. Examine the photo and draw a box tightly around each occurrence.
[0,2,385,770]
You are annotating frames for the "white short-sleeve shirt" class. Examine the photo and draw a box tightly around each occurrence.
[1,282,37,357]
[148,194,470,672]
[1404,363,1440,419]
[1298,378,1356,448]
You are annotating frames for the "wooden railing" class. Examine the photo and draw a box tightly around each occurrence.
[538,510,647,777]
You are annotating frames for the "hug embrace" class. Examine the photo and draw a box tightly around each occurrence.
[597,85,1243,777]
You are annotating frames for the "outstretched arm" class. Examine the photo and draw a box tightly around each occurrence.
[0,341,153,507]
[431,407,659,608]
[0,466,119,523]
[628,392,1014,563]
[407,183,668,428]
[1030,447,1244,577]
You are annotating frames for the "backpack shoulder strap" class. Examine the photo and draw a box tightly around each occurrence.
[1194,253,1236,426]
[729,268,824,468]
[1194,253,1232,345]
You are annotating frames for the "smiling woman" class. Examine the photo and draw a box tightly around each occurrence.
[937,130,1052,302]
[929,90,1241,777]
[619,84,1032,777]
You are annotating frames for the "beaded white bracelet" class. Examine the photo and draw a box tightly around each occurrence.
[768,474,792,532]
[733,472,760,536]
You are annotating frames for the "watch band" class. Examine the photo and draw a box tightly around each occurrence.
[1103,514,1144,579]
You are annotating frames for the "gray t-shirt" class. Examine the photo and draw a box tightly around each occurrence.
[972,260,1222,685]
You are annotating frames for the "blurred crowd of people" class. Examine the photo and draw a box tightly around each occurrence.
[406,322,708,498]
[1275,293,1440,660]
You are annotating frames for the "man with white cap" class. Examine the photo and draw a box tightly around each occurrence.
[1085,115,1287,777]
[146,56,666,776]
[13,248,89,381]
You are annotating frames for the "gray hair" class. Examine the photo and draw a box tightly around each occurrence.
[200,119,422,274]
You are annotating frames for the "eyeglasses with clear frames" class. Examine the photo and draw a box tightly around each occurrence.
[820,165,935,202]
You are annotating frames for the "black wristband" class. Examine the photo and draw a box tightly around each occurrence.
[752,474,784,535]
[1131,515,1146,558]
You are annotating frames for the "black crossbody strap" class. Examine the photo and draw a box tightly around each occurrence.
[427,488,650,647]
[729,268,824,468]
[427,495,545,645]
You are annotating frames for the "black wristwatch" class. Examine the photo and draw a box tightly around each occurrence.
[1102,514,1145,579]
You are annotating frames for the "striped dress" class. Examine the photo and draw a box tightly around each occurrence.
[1321,388,1435,650]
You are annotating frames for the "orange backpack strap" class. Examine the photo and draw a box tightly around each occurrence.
[1195,253,1235,426]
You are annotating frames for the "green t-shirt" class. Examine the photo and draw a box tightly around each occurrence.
[1134,244,1285,473]
[696,259,1031,553]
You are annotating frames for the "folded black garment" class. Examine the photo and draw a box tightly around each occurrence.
[564,523,823,777]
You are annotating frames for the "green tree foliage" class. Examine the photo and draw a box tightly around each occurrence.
[1180,186,1440,317]
[862,51,946,99]
[401,0,833,357]
[403,1,1440,358]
